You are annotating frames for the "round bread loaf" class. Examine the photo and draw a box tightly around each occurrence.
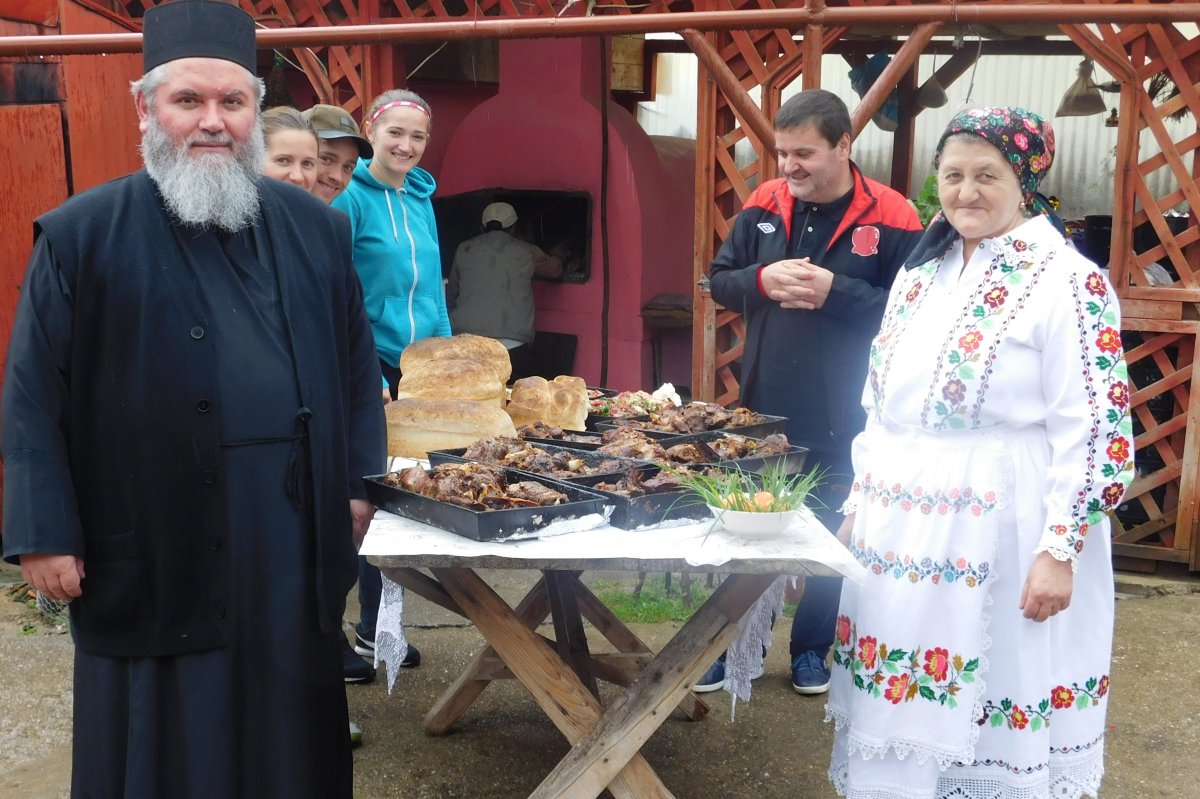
[399,333,512,384]
[505,375,589,431]
[395,358,507,407]
[385,397,518,458]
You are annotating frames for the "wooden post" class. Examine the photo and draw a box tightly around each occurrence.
[890,59,918,196]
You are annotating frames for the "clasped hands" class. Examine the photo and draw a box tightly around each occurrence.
[760,258,834,310]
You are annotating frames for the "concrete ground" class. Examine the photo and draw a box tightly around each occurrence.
[1,559,1197,798]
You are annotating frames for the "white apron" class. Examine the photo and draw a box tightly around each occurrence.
[827,216,1132,799]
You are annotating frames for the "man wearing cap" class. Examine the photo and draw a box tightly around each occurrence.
[0,2,384,796]
[304,103,373,205]
[447,202,563,379]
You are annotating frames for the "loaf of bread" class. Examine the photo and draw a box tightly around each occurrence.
[395,359,507,407]
[395,333,511,406]
[385,397,518,459]
[505,375,589,431]
[399,333,512,385]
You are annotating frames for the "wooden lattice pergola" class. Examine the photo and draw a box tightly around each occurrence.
[5,0,1199,572]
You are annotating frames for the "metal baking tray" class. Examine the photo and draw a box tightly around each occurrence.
[364,468,610,542]
[526,424,682,452]
[566,465,712,530]
[655,430,809,475]
[427,441,642,482]
[597,411,788,441]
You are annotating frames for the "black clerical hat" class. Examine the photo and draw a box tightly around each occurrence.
[142,0,257,75]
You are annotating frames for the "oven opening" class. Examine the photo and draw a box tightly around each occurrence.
[433,188,593,284]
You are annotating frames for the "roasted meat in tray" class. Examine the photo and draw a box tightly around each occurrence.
[366,463,610,541]
[429,436,633,479]
[601,404,787,439]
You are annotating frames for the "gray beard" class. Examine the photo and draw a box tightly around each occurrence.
[141,114,265,232]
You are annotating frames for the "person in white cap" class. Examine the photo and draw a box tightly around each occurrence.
[1,2,384,795]
[447,201,563,379]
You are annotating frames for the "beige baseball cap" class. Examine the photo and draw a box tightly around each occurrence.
[482,202,518,228]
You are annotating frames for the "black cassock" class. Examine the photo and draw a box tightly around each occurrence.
[71,226,351,797]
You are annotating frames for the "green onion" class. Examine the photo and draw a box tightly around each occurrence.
[668,461,826,513]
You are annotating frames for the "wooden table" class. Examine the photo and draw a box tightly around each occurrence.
[366,516,857,799]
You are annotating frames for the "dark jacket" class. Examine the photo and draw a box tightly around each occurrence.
[1,170,385,657]
[709,164,922,455]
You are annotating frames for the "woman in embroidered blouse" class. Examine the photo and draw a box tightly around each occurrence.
[826,107,1133,799]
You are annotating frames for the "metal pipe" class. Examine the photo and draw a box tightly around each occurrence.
[4,5,1200,57]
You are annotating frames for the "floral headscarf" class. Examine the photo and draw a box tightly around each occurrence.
[904,107,1063,269]
[935,106,1055,204]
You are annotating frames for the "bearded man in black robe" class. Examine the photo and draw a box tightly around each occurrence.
[0,2,385,796]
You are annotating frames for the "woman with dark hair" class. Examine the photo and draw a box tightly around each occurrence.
[826,108,1133,799]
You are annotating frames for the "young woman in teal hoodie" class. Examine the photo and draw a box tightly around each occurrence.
[332,89,450,400]
[332,89,446,672]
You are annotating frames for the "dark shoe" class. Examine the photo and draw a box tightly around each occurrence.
[353,632,375,658]
[693,658,725,693]
[400,643,421,669]
[791,650,831,695]
[342,635,375,684]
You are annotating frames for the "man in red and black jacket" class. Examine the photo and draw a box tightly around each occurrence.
[706,89,923,696]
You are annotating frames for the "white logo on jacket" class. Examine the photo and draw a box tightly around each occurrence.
[756,222,776,234]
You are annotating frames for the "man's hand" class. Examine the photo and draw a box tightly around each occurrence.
[351,499,376,550]
[760,258,835,310]
[21,553,85,603]
[1019,552,1074,622]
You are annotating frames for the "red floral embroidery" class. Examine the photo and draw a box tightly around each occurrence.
[1085,272,1107,296]
[885,673,910,704]
[1096,327,1122,353]
[983,286,1009,308]
[924,647,950,681]
[959,331,983,353]
[835,615,852,647]
[1012,239,1028,252]
[858,636,878,670]
[905,282,922,303]
[1102,483,1125,507]
[1098,676,1110,698]
[1010,707,1030,729]
[1051,686,1075,709]
[1107,437,1130,462]
[1108,382,1129,408]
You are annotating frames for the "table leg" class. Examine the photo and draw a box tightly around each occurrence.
[396,570,566,735]
[434,567,676,799]
[528,572,779,799]
[575,581,708,721]
[545,570,600,698]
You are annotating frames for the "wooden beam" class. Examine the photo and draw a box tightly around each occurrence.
[850,23,940,140]
[890,59,918,195]
[682,28,774,153]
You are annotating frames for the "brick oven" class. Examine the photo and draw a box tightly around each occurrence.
[435,37,695,392]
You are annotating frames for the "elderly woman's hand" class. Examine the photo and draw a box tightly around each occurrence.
[1019,552,1074,622]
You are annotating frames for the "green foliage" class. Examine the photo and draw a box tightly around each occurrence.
[591,577,714,623]
[913,173,942,226]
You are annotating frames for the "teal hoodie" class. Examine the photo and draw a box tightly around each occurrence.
[333,160,450,367]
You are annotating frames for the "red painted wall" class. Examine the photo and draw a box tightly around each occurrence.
[60,0,142,193]
[436,37,694,391]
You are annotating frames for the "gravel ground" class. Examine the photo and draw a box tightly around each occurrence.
[2,559,1197,798]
